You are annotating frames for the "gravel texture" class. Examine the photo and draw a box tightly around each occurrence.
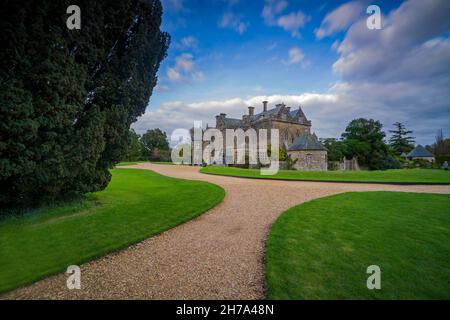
[3,163,450,300]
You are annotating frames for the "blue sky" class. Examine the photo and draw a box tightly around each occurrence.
[133,0,450,145]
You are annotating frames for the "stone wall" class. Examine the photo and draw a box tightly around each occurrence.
[287,150,328,171]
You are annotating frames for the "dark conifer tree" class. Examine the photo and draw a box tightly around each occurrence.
[388,122,415,155]
[0,0,169,207]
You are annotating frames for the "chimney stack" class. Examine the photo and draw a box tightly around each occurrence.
[248,106,254,116]
[262,101,268,112]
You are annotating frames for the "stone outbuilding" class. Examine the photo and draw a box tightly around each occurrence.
[405,145,435,162]
[287,132,328,171]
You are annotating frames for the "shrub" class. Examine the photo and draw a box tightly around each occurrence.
[436,156,450,167]
[380,154,403,170]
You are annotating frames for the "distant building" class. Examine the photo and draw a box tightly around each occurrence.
[287,131,328,171]
[405,145,435,162]
[213,101,327,171]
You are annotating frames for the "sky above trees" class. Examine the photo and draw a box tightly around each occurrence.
[133,0,450,145]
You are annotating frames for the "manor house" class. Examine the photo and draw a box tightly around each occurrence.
[213,101,328,171]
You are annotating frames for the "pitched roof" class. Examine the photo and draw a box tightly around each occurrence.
[250,104,309,124]
[250,105,283,121]
[406,145,434,158]
[223,118,243,127]
[288,132,327,151]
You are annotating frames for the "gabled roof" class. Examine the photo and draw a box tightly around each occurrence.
[406,145,434,158]
[250,105,283,121]
[223,118,243,127]
[288,132,327,151]
[250,105,309,124]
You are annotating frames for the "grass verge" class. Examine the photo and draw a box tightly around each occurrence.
[200,166,450,184]
[266,191,450,299]
[0,168,224,293]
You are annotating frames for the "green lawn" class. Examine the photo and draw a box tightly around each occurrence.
[116,161,174,166]
[266,192,450,299]
[0,168,224,293]
[115,161,146,166]
[201,166,450,184]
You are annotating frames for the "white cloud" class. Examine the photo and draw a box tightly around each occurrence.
[262,0,288,25]
[286,47,305,65]
[139,0,450,145]
[219,12,249,34]
[154,84,170,93]
[333,0,450,81]
[261,0,309,37]
[166,53,204,83]
[177,36,198,49]
[175,53,194,72]
[161,0,186,12]
[315,1,366,39]
[277,11,310,38]
[166,68,181,82]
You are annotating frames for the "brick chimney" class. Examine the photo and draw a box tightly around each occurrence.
[262,101,268,112]
[248,106,254,116]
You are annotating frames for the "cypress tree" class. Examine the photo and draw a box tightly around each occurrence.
[0,0,169,207]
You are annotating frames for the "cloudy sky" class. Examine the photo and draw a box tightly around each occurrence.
[133,0,450,145]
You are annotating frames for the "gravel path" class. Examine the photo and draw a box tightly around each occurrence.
[3,163,450,299]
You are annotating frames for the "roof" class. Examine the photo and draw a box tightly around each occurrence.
[406,145,434,158]
[219,104,311,129]
[250,105,283,121]
[249,104,310,124]
[223,118,243,127]
[288,132,327,151]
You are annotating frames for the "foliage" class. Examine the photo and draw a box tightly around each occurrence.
[122,129,145,161]
[388,122,415,155]
[267,145,287,161]
[284,155,298,170]
[341,118,389,170]
[0,1,170,208]
[433,129,449,156]
[320,138,345,162]
[149,148,171,162]
[436,156,450,167]
[266,192,450,299]
[141,128,170,159]
[380,154,402,170]
[0,168,224,293]
[405,159,434,169]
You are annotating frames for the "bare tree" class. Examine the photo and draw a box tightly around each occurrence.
[434,129,448,156]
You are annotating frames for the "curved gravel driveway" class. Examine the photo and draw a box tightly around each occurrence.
[4,163,450,299]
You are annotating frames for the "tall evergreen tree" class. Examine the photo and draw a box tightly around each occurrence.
[0,0,169,207]
[388,122,415,155]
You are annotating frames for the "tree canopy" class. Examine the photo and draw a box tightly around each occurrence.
[0,0,169,207]
[341,118,390,170]
[141,128,170,156]
[389,122,415,155]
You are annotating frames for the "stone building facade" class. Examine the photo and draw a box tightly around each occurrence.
[212,101,328,171]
